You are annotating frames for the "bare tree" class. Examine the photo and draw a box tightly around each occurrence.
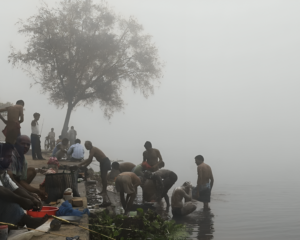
[9,0,163,137]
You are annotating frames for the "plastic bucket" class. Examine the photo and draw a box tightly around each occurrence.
[27,206,59,218]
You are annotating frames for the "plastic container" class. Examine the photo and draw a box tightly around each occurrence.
[27,206,59,218]
[0,225,8,240]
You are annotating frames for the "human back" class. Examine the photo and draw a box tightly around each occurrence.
[7,105,23,123]
[91,146,107,162]
[197,162,213,185]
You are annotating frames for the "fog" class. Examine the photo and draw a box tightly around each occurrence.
[1,0,300,186]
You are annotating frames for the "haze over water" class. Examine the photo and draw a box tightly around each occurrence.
[2,1,300,239]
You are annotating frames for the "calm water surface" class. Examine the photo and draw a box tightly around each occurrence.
[91,161,299,240]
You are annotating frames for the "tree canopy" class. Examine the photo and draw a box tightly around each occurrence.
[9,0,163,136]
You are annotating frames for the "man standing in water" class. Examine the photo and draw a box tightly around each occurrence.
[142,141,164,172]
[193,155,214,210]
[78,141,111,194]
[0,100,24,145]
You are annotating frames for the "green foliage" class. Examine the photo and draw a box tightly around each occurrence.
[8,0,163,134]
[90,209,188,240]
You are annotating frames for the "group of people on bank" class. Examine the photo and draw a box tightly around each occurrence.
[0,100,214,229]
[76,140,214,216]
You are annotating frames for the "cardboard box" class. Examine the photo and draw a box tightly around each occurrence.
[72,198,83,207]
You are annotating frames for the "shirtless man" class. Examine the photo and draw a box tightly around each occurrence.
[78,141,111,194]
[193,155,214,210]
[115,172,141,215]
[142,141,164,172]
[107,162,136,182]
[0,100,24,145]
[171,182,197,217]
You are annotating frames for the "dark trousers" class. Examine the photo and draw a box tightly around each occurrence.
[31,134,43,159]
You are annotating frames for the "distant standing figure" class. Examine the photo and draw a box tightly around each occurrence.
[47,128,55,150]
[67,139,85,162]
[142,141,164,172]
[171,182,196,217]
[0,100,24,144]
[68,126,77,146]
[193,155,214,210]
[78,141,111,194]
[31,113,45,160]
[115,172,141,215]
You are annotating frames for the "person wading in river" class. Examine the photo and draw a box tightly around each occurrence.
[78,141,111,194]
[193,155,214,211]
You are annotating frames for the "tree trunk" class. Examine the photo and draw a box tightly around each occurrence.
[61,103,73,139]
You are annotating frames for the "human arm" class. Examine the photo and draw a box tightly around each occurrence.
[0,107,7,113]
[78,149,94,167]
[152,174,164,202]
[210,169,214,191]
[0,114,7,124]
[0,186,34,210]
[153,150,163,169]
[7,171,46,200]
[19,107,24,123]
[142,151,147,162]
[182,188,192,202]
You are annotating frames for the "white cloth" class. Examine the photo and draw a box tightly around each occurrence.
[0,170,18,191]
[31,123,40,135]
[67,143,84,159]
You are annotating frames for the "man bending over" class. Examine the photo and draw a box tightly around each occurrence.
[78,141,111,194]
[144,169,178,208]
[171,182,197,217]
[115,172,141,215]
[0,143,48,228]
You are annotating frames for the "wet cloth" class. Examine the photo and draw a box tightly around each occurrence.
[0,199,24,224]
[100,157,111,175]
[56,201,89,217]
[9,147,28,181]
[192,183,211,202]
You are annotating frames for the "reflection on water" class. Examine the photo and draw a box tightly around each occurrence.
[172,208,215,240]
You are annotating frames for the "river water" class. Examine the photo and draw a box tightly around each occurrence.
[90,161,300,240]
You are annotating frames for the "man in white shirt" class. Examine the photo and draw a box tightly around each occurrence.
[0,143,48,227]
[67,139,84,162]
[31,113,45,160]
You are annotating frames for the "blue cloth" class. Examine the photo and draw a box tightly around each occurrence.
[192,183,211,203]
[52,143,61,157]
[0,199,24,224]
[56,201,90,217]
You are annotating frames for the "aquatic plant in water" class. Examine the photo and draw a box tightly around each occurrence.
[89,208,188,240]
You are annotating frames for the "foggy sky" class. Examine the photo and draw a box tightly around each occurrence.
[1,0,300,186]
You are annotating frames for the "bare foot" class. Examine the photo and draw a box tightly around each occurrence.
[19,214,49,229]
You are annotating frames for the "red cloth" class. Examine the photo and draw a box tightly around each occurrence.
[142,161,153,170]
[47,157,59,167]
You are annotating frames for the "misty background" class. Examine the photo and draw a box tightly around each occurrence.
[1,0,300,188]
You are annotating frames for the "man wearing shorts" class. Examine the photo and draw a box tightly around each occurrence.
[78,141,111,194]
[115,172,141,215]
